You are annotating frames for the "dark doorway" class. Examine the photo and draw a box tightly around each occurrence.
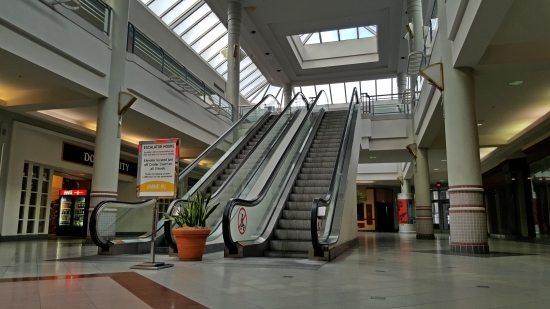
[376,202,395,232]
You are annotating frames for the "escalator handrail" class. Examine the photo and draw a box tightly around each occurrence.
[164,92,311,250]
[89,199,156,251]
[223,90,328,254]
[310,88,360,257]
[177,94,279,180]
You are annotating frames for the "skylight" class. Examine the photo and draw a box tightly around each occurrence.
[140,0,268,102]
[300,26,377,45]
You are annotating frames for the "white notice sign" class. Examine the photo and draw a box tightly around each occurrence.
[137,139,179,198]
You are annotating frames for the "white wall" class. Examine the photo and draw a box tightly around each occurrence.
[1,122,136,236]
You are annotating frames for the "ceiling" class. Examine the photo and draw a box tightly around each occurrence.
[206,0,411,87]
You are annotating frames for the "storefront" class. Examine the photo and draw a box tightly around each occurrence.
[0,122,139,240]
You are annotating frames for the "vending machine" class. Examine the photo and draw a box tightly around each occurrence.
[56,189,90,237]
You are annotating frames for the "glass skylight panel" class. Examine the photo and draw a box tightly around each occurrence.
[300,34,310,43]
[182,12,218,43]
[162,0,199,24]
[306,33,320,44]
[361,80,376,96]
[240,70,262,89]
[330,83,346,103]
[251,84,268,103]
[242,76,267,96]
[239,56,252,68]
[339,28,358,41]
[240,63,257,80]
[216,61,228,74]
[149,0,178,15]
[358,27,374,38]
[208,53,225,68]
[191,23,225,52]
[320,30,338,43]
[345,82,360,101]
[173,3,210,35]
[200,34,227,60]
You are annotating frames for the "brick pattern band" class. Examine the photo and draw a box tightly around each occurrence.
[415,205,434,239]
[88,191,118,239]
[448,185,489,254]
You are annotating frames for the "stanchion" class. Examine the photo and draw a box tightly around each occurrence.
[131,199,174,270]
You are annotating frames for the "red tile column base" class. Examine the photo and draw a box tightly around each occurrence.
[448,185,489,254]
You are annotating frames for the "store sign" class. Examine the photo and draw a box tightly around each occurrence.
[62,142,137,177]
[137,139,179,198]
[60,190,88,196]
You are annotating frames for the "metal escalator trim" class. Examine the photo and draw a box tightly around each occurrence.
[164,92,311,251]
[223,91,328,255]
[311,88,361,257]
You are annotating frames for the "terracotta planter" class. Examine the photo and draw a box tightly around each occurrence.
[172,228,210,261]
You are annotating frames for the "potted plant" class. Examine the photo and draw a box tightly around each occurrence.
[165,192,219,261]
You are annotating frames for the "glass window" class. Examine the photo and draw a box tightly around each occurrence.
[240,70,262,90]
[173,4,210,35]
[251,85,268,103]
[162,0,199,24]
[149,0,178,15]
[215,61,228,74]
[191,23,226,52]
[377,78,392,96]
[330,83,346,103]
[314,84,331,103]
[339,28,358,41]
[182,13,218,44]
[300,34,310,43]
[345,82,360,102]
[359,27,374,38]
[320,30,339,43]
[264,86,281,98]
[360,80,376,97]
[240,56,252,68]
[301,86,316,100]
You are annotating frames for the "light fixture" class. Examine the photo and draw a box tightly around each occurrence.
[434,168,439,171]
[79,173,85,176]
[370,156,377,159]
[440,180,445,182]
[477,123,483,126]
[508,81,523,86]
[441,159,447,162]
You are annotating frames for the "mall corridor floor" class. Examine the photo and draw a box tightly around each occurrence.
[0,233,549,309]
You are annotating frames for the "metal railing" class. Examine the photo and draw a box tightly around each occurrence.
[127,23,234,121]
[360,93,416,115]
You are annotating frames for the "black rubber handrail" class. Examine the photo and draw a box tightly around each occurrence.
[164,92,311,251]
[89,199,156,251]
[310,88,360,257]
[223,90,328,254]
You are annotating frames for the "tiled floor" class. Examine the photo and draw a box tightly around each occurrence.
[1,233,550,308]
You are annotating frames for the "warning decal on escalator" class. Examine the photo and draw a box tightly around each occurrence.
[238,207,247,235]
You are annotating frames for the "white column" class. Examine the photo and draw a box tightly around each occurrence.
[397,73,407,99]
[407,0,424,95]
[283,83,293,106]
[89,0,130,237]
[415,148,434,239]
[226,1,242,121]
[438,0,488,253]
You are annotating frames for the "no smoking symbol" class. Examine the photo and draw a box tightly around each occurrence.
[238,207,247,235]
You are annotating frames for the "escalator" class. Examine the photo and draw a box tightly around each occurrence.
[223,88,362,260]
[89,93,310,254]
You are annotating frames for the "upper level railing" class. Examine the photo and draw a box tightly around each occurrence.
[360,93,416,115]
[47,0,112,35]
[126,23,234,121]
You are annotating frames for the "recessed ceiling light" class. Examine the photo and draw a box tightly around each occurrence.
[277,70,281,72]
[250,30,256,34]
[370,156,377,159]
[477,123,483,126]
[440,180,445,182]
[79,173,85,176]
[508,81,523,86]
[441,159,447,162]
[434,168,439,171]
[265,52,270,55]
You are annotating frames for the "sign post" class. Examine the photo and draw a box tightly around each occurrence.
[131,139,179,270]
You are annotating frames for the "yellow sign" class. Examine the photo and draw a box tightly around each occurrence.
[137,139,179,198]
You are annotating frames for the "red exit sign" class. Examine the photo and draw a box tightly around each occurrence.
[60,190,88,196]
